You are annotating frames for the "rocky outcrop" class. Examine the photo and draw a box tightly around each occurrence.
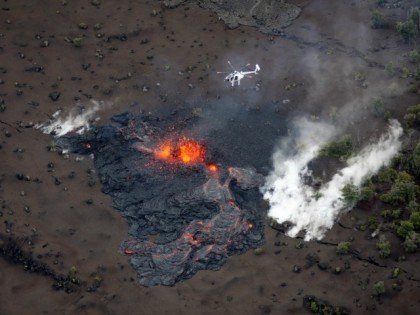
[163,0,301,34]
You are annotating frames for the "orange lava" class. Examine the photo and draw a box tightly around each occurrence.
[156,142,172,159]
[154,138,206,165]
[206,163,218,172]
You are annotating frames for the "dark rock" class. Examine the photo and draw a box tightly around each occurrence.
[293,265,301,273]
[49,91,60,102]
[317,262,329,271]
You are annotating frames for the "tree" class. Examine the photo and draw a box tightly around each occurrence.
[341,184,360,206]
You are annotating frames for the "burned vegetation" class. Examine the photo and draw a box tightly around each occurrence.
[59,111,266,286]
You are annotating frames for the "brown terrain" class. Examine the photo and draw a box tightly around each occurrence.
[0,0,419,314]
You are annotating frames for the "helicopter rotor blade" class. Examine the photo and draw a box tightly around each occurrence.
[227,60,235,71]
[240,63,251,71]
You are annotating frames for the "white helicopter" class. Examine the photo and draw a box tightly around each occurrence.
[218,61,261,87]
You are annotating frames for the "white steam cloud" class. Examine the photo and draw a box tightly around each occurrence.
[262,118,403,241]
[37,100,103,137]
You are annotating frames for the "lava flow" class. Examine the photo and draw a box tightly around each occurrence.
[155,138,206,164]
[60,112,265,286]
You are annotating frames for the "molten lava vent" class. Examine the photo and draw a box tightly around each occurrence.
[62,112,265,286]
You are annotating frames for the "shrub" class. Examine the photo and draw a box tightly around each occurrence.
[253,247,265,255]
[404,104,420,127]
[392,209,402,219]
[373,281,386,296]
[403,231,418,252]
[392,267,401,278]
[368,216,379,231]
[396,220,415,238]
[336,241,351,255]
[410,143,420,177]
[380,210,392,220]
[409,7,420,29]
[371,98,386,117]
[310,301,319,313]
[377,236,391,258]
[320,136,353,160]
[408,200,420,213]
[410,211,420,230]
[381,209,402,220]
[396,20,417,42]
[72,37,83,47]
[385,62,395,76]
[371,10,387,29]
[409,50,419,63]
[378,167,398,184]
[360,185,375,201]
[380,176,418,205]
[396,171,414,183]
[341,183,360,206]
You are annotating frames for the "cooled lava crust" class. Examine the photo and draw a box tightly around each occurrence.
[61,112,266,286]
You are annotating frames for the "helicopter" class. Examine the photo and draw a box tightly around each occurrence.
[217,61,261,87]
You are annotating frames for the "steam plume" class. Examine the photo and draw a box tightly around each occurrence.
[262,118,403,241]
[37,100,102,137]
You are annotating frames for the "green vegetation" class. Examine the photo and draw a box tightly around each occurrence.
[409,50,419,63]
[408,200,420,213]
[253,247,265,255]
[392,267,401,278]
[78,22,88,30]
[380,172,418,205]
[403,231,418,252]
[371,10,387,29]
[371,98,386,117]
[397,20,417,42]
[410,211,420,230]
[336,241,351,255]
[310,301,319,313]
[360,182,376,201]
[373,281,386,296]
[319,135,353,160]
[72,37,83,47]
[385,61,395,76]
[380,209,402,221]
[396,220,414,238]
[377,236,391,258]
[368,216,379,231]
[341,183,360,206]
[358,105,420,255]
[377,167,398,184]
[396,8,419,43]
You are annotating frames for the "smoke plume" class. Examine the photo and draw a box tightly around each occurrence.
[262,118,403,241]
[37,100,103,137]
